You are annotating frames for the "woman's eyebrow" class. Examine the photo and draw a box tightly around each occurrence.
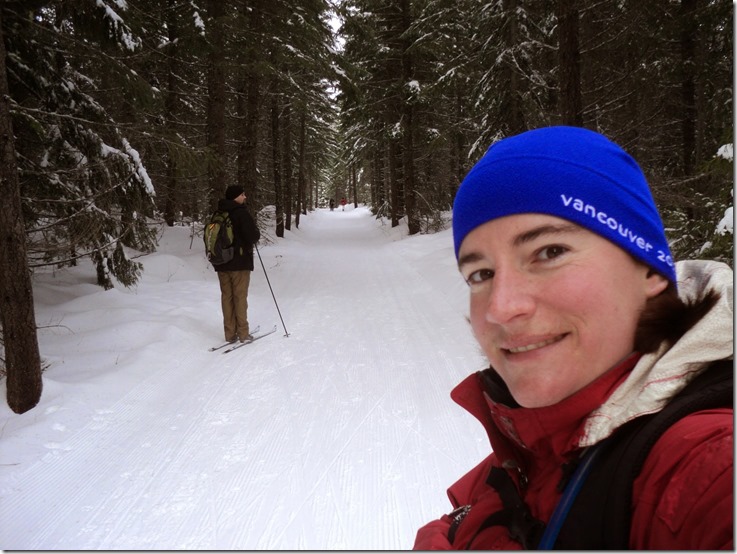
[458,222,582,269]
[513,222,581,247]
[458,251,482,269]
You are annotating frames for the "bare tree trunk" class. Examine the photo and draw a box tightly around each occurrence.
[270,88,284,238]
[0,11,42,414]
[680,0,697,176]
[351,163,358,207]
[295,109,306,227]
[374,139,385,209]
[400,0,419,235]
[389,139,401,227]
[503,0,526,134]
[163,0,179,227]
[206,0,227,209]
[556,0,583,125]
[282,102,293,231]
[451,84,465,202]
[402,105,418,234]
[309,153,316,210]
[238,0,263,204]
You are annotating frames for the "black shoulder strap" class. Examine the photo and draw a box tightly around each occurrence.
[477,467,546,549]
[553,359,733,549]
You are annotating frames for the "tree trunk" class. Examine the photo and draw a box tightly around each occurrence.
[0,11,43,414]
[270,89,284,238]
[389,139,401,227]
[296,109,306,227]
[374,139,385,210]
[680,0,697,176]
[503,0,526,134]
[163,0,179,227]
[282,102,293,231]
[238,0,263,204]
[206,0,227,209]
[400,0,419,235]
[309,153,316,210]
[556,0,583,125]
[402,106,418,234]
[451,83,465,202]
[351,163,358,207]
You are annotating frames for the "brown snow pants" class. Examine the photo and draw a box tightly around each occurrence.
[217,270,252,341]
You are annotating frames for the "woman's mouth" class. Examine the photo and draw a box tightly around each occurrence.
[504,335,566,354]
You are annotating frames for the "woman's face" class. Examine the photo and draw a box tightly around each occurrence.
[458,213,668,408]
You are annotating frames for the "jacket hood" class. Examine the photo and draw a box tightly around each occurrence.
[217,198,242,211]
[580,259,734,446]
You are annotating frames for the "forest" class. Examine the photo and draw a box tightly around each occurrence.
[0,0,733,413]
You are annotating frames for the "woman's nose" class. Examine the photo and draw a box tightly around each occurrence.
[484,268,536,324]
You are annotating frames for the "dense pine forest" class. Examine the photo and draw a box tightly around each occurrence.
[0,0,733,412]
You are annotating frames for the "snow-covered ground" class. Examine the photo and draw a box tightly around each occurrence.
[0,206,489,550]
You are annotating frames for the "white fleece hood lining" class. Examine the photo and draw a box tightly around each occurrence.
[580,259,734,447]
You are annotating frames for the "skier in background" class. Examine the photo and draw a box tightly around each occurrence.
[215,185,261,344]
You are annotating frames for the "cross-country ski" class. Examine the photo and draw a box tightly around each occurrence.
[221,325,277,353]
[208,325,261,351]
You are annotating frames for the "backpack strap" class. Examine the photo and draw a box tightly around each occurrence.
[464,466,546,549]
[536,439,610,549]
[552,358,733,549]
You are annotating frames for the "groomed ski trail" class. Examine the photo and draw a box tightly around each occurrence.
[0,207,487,550]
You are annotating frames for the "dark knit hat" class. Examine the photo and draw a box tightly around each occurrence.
[452,126,677,285]
[225,185,245,201]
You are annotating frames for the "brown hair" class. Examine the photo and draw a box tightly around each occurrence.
[634,284,719,354]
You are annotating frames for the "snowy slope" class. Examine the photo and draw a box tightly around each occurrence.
[0,206,488,550]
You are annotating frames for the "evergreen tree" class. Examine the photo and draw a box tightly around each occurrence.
[3,0,158,289]
[125,0,210,226]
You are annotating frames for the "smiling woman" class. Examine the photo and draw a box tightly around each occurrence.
[458,213,668,409]
[414,126,733,550]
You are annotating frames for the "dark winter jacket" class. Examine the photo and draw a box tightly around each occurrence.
[214,199,261,272]
[414,260,733,550]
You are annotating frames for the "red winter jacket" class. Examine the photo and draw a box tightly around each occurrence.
[413,353,733,550]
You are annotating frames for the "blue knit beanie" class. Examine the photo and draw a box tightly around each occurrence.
[452,126,677,285]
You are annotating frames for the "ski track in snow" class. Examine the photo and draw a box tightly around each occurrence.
[0,208,488,550]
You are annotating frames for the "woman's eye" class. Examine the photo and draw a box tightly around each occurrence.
[537,245,568,261]
[466,268,494,285]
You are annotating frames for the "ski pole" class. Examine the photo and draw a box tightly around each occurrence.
[255,244,290,337]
